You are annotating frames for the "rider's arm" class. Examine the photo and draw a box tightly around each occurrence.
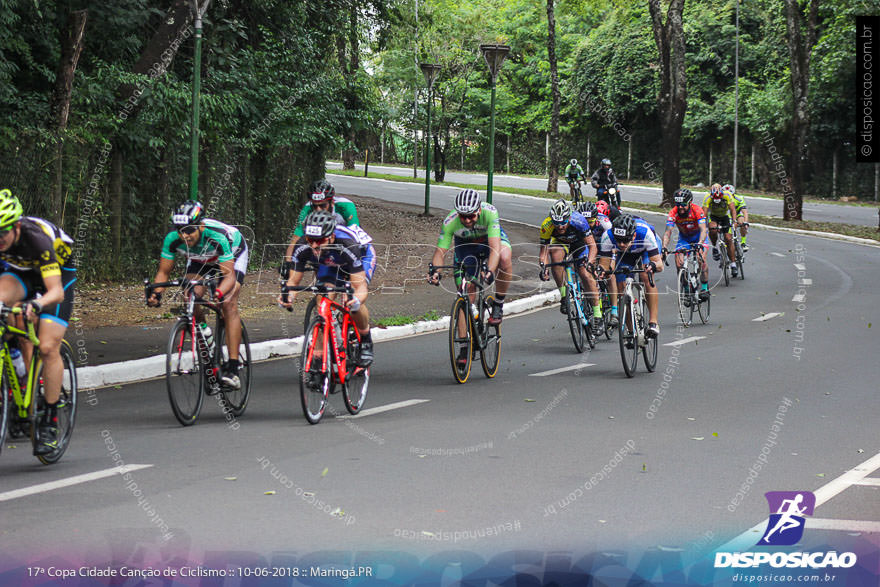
[584,233,598,264]
[151,257,176,296]
[430,246,448,271]
[36,272,64,309]
[337,200,360,226]
[590,169,600,188]
[727,199,737,219]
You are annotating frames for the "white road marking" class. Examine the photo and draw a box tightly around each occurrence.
[0,465,154,502]
[717,451,880,553]
[337,399,429,419]
[852,478,880,487]
[529,363,594,377]
[794,263,806,270]
[752,312,784,322]
[506,203,532,208]
[663,336,706,347]
[792,294,806,303]
[806,518,880,533]
[770,252,786,257]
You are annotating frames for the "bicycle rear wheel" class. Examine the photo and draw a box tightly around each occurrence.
[618,295,638,378]
[720,244,730,286]
[33,341,78,465]
[480,295,502,378]
[216,320,252,417]
[735,240,745,279]
[449,297,473,384]
[166,320,205,426]
[640,298,658,372]
[0,367,9,456]
[566,287,586,353]
[698,288,711,324]
[582,292,597,349]
[299,316,330,424]
[677,267,693,327]
[342,322,370,414]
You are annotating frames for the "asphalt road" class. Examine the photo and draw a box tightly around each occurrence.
[1,189,877,584]
[328,161,879,227]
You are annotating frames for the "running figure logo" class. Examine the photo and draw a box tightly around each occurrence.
[760,491,816,546]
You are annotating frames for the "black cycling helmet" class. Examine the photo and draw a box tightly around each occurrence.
[611,213,636,241]
[309,179,335,203]
[575,200,598,219]
[601,158,611,167]
[302,209,337,239]
[673,188,693,208]
[171,200,205,226]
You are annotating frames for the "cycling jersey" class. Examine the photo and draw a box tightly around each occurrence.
[702,193,734,217]
[564,164,585,179]
[539,211,593,246]
[293,197,359,237]
[588,213,613,241]
[599,218,660,283]
[436,203,509,249]
[666,204,706,239]
[730,193,747,213]
[591,167,618,188]
[290,224,376,283]
[161,218,245,264]
[0,217,73,279]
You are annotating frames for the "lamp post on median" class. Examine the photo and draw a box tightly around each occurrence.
[420,62,441,216]
[480,44,510,205]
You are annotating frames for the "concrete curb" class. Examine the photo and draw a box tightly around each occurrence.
[78,290,562,390]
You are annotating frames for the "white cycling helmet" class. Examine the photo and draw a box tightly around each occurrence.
[454,189,481,214]
[570,159,577,166]
[549,199,572,224]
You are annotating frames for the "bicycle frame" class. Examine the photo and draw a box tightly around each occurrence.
[0,309,41,420]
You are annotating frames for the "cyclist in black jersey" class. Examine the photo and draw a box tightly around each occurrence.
[0,189,76,455]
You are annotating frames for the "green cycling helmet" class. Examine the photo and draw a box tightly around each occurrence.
[0,189,23,230]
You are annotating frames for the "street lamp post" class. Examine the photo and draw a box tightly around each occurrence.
[420,63,441,216]
[189,2,205,201]
[480,44,510,204]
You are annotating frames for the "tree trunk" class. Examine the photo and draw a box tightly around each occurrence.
[648,0,687,206]
[546,0,561,193]
[240,152,250,224]
[627,136,633,180]
[47,8,87,226]
[750,143,756,187]
[506,134,510,173]
[782,0,819,220]
[109,147,124,271]
[433,133,446,182]
[340,1,358,170]
[708,143,713,185]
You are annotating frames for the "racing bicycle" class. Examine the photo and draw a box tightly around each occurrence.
[542,257,596,353]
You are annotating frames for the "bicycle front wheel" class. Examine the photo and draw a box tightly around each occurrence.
[480,295,501,378]
[618,295,638,378]
[166,320,205,426]
[720,245,730,286]
[0,365,9,456]
[449,297,473,384]
[216,320,252,417]
[32,340,78,465]
[342,322,369,414]
[736,241,745,280]
[566,291,586,353]
[641,299,658,372]
[300,316,329,424]
[600,287,614,340]
[698,288,711,324]
[677,267,693,327]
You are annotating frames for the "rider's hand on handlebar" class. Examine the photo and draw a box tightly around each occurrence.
[482,268,495,286]
[146,292,161,308]
[277,290,295,309]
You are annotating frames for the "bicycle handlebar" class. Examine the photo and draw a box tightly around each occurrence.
[612,266,655,288]
[279,283,354,313]
[429,262,489,289]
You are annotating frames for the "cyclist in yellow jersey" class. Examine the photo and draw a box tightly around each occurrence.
[702,183,739,278]
[723,184,749,252]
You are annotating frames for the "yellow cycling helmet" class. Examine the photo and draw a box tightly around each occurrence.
[0,189,23,229]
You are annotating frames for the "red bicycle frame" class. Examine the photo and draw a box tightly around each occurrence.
[304,295,363,385]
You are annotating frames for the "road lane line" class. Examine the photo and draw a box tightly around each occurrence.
[770,252,786,257]
[529,363,594,377]
[717,451,880,553]
[852,477,880,487]
[337,399,429,419]
[0,464,154,502]
[506,203,532,208]
[752,312,784,322]
[663,336,705,347]
[806,518,880,533]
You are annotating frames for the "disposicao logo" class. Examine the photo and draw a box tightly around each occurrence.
[760,491,815,546]
[714,490,858,570]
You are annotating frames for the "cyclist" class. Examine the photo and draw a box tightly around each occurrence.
[661,188,710,300]
[563,159,586,200]
[0,189,75,455]
[723,184,749,252]
[292,179,359,238]
[573,200,617,325]
[427,189,513,365]
[701,183,739,277]
[147,201,248,389]
[595,199,621,222]
[596,214,663,338]
[279,210,376,367]
[538,199,600,321]
[591,158,620,207]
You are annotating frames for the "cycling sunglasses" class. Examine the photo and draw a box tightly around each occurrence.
[458,212,478,221]
[177,225,199,236]
[306,236,329,246]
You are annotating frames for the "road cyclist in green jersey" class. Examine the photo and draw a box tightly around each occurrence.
[427,190,513,363]
[147,200,249,390]
[723,184,749,252]
[563,159,586,199]
[293,179,359,238]
[0,189,76,455]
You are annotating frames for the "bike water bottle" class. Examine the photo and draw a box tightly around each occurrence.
[200,323,215,353]
[332,320,344,349]
[470,303,479,321]
[10,347,26,382]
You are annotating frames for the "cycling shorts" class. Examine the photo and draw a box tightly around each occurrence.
[709,214,732,233]
[2,266,76,328]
